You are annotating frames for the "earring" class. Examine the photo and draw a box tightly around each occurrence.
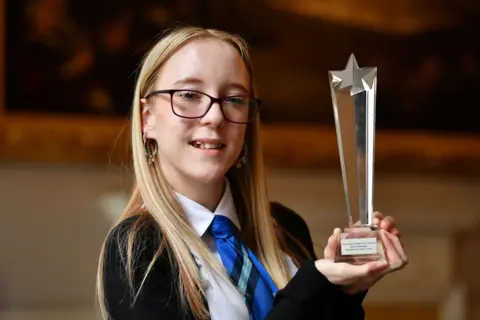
[143,133,157,165]
[235,144,248,168]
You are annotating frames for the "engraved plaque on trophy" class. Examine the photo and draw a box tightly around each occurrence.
[328,54,386,264]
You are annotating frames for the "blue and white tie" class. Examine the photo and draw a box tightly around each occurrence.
[210,215,278,320]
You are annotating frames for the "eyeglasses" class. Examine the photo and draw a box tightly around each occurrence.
[144,89,260,124]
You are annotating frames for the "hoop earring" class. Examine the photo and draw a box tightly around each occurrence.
[143,133,158,165]
[235,143,248,169]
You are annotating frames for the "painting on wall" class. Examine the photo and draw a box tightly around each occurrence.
[5,0,480,134]
[5,0,192,117]
[1,0,479,173]
[3,0,276,118]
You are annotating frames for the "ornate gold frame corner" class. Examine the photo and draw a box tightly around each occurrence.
[260,125,480,175]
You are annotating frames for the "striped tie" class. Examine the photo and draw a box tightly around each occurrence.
[210,215,278,320]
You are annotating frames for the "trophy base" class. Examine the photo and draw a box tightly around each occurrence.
[334,225,387,265]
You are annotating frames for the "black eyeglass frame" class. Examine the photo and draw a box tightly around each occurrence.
[144,89,261,124]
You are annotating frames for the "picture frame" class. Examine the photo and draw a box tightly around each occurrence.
[1,0,478,176]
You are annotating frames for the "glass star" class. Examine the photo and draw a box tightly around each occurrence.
[329,54,377,95]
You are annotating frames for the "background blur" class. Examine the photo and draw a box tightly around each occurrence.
[1,0,479,319]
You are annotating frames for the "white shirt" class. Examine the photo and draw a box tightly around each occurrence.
[175,182,298,320]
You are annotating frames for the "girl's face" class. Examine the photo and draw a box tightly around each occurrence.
[142,38,252,188]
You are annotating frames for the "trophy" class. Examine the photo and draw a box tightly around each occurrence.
[328,54,386,264]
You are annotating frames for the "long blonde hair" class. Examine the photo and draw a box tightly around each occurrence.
[96,26,293,320]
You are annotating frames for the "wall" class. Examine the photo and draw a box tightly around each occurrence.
[0,305,440,320]
[1,163,478,319]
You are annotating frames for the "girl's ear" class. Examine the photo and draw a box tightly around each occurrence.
[141,98,156,139]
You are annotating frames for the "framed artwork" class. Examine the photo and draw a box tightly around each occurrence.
[1,0,479,175]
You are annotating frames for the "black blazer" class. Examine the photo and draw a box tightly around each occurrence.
[102,202,367,319]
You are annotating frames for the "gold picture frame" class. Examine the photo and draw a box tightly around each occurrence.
[1,0,479,176]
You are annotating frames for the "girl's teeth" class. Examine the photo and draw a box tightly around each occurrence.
[193,141,223,149]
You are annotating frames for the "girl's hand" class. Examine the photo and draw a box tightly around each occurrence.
[316,212,408,294]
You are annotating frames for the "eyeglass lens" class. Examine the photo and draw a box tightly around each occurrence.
[172,90,256,122]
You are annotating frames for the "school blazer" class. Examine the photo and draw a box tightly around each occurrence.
[102,202,367,319]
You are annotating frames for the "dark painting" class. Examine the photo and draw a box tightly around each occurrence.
[6,0,196,117]
[5,0,480,133]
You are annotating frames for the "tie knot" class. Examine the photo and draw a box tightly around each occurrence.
[210,215,238,239]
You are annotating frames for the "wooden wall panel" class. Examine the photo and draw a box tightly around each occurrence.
[365,303,439,320]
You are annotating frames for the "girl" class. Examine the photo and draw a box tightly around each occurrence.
[96,26,407,320]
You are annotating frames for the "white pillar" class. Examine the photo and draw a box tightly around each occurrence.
[439,283,467,320]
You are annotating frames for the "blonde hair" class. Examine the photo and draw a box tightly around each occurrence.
[96,26,294,320]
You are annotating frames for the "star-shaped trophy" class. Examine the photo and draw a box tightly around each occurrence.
[328,54,386,264]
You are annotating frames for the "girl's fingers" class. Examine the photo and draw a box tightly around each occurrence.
[385,232,408,268]
[380,229,401,270]
[324,229,340,259]
[380,216,396,232]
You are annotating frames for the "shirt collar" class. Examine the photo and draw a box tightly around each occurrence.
[175,180,241,237]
